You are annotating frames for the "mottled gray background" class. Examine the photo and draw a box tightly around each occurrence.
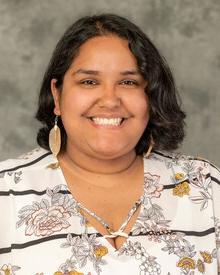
[0,0,219,165]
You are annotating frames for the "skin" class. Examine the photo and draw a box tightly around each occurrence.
[51,35,150,249]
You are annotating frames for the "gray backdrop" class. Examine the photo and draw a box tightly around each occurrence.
[0,0,219,165]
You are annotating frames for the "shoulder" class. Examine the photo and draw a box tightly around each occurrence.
[148,150,220,180]
[0,148,56,192]
[0,147,53,176]
[150,150,219,168]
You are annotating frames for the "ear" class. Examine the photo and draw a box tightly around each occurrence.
[51,79,61,115]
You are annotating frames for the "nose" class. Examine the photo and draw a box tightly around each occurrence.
[97,84,121,109]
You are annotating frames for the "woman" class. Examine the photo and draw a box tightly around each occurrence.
[0,14,219,275]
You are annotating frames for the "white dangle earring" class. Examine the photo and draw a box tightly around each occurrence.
[49,115,61,158]
[144,134,155,158]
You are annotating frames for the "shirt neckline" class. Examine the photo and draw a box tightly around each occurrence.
[47,153,148,251]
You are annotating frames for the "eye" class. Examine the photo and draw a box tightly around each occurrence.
[120,80,139,86]
[80,79,97,85]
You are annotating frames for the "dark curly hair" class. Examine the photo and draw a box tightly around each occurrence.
[36,13,185,155]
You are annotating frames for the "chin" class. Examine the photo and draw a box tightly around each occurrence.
[90,146,130,159]
[88,137,136,158]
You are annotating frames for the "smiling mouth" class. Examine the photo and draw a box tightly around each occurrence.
[88,117,126,126]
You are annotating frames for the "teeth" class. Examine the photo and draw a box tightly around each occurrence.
[91,117,123,126]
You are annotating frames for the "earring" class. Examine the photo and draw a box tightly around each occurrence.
[49,115,61,158]
[144,134,155,158]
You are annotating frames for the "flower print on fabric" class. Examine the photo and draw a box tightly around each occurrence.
[2,149,220,275]
[170,160,212,210]
[18,148,41,160]
[170,172,191,197]
[173,181,190,197]
[213,217,220,251]
[161,232,217,274]
[134,157,218,274]
[176,257,196,271]
[197,258,205,273]
[132,200,171,239]
[132,172,169,237]
[0,264,21,275]
[56,234,108,275]
[7,171,22,184]
[16,184,79,237]
[118,240,161,275]
[143,172,163,198]
[176,250,215,274]
[189,167,212,211]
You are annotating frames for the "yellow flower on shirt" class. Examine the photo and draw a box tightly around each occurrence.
[200,251,212,263]
[173,182,190,197]
[0,264,21,275]
[2,267,10,275]
[94,246,108,258]
[197,259,205,273]
[177,257,196,269]
[174,173,185,181]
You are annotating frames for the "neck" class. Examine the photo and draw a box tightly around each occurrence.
[58,145,139,176]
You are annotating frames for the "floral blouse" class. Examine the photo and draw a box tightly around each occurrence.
[0,148,220,275]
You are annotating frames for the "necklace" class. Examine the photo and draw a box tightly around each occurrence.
[77,195,144,239]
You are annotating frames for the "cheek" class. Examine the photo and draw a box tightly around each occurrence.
[60,91,93,115]
[132,95,150,133]
[140,99,149,119]
[140,93,149,117]
[126,93,149,119]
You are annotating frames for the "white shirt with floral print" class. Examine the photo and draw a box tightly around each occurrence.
[0,148,220,275]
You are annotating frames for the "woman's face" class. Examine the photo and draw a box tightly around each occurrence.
[51,35,149,159]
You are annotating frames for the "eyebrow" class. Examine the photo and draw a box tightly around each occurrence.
[72,69,141,76]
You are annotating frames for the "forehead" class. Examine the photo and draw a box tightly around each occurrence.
[69,35,139,71]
